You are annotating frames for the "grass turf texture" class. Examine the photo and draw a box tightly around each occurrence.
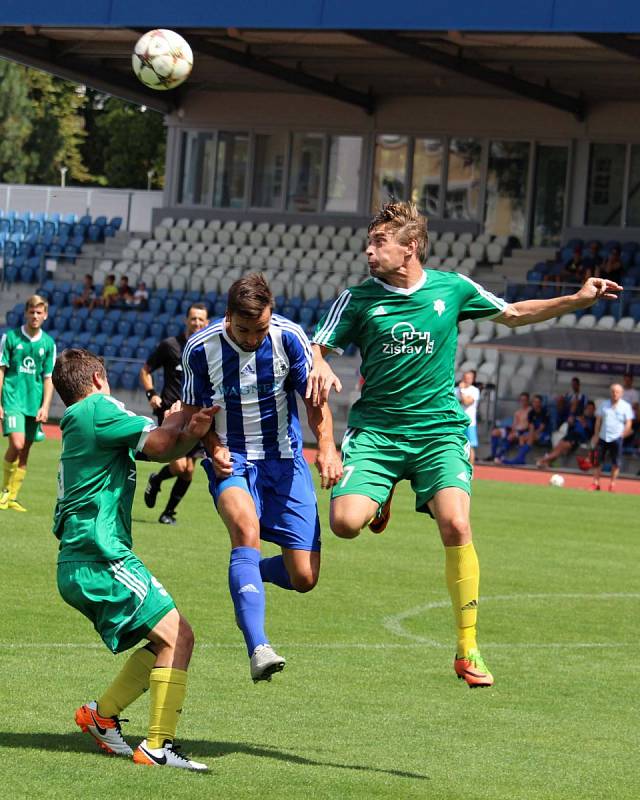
[1,439,637,800]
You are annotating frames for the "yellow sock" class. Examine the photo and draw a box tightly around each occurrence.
[147,667,188,749]
[2,459,17,493]
[9,466,26,501]
[445,542,480,657]
[97,646,156,718]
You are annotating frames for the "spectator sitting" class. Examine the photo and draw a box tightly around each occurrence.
[111,275,134,309]
[582,241,603,275]
[563,376,587,415]
[499,393,550,465]
[129,280,149,311]
[597,246,624,283]
[536,400,596,468]
[559,246,588,285]
[489,391,530,461]
[71,274,96,309]
[91,273,118,309]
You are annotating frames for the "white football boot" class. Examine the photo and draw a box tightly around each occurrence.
[133,739,208,771]
[250,644,286,682]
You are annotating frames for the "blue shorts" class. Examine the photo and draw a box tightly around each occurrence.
[203,452,321,552]
[465,425,478,448]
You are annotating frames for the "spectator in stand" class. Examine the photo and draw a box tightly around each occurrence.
[455,369,480,465]
[590,383,634,492]
[499,394,550,465]
[622,372,639,409]
[536,400,596,469]
[559,245,588,286]
[564,376,587,415]
[597,246,624,284]
[582,241,603,277]
[488,392,530,461]
[130,281,149,311]
[72,274,96,309]
[113,276,134,309]
[91,274,118,310]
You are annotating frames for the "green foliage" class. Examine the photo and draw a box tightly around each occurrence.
[0,60,166,188]
[1,440,638,799]
[92,97,165,189]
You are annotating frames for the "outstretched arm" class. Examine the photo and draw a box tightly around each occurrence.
[494,277,622,328]
[143,403,217,461]
[303,396,343,489]
[306,344,343,407]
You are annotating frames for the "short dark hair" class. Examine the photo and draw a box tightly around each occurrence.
[187,302,209,317]
[52,348,106,407]
[227,273,274,319]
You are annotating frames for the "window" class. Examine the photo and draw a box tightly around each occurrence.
[251,133,287,208]
[484,140,530,243]
[372,135,408,210]
[213,132,249,208]
[411,138,443,217]
[287,132,324,212]
[180,132,215,205]
[626,145,640,227]
[325,136,363,212]
[445,138,482,220]
[585,143,626,226]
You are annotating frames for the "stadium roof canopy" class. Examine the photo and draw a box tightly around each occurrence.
[3,1,640,114]
[469,329,640,365]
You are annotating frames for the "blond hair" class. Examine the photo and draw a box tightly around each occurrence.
[368,201,429,263]
[25,294,49,312]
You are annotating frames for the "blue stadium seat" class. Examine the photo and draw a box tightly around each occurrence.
[133,320,149,338]
[298,307,315,327]
[94,216,107,228]
[68,317,85,334]
[85,317,100,335]
[213,299,227,316]
[149,321,165,339]
[148,297,164,315]
[120,372,140,391]
[109,217,123,230]
[119,345,135,360]
[106,309,122,323]
[100,318,116,336]
[19,264,36,283]
[6,310,20,327]
[164,297,180,315]
[166,321,182,338]
[54,316,68,334]
[629,300,640,321]
[79,215,92,227]
[103,344,118,359]
[281,304,299,322]
[87,224,103,243]
[117,319,133,337]
[135,346,150,361]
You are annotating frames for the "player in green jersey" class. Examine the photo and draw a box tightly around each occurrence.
[52,348,216,771]
[0,294,56,512]
[307,201,622,688]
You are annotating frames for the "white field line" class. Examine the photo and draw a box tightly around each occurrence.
[0,594,636,652]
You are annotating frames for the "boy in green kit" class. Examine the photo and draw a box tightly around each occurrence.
[52,348,215,771]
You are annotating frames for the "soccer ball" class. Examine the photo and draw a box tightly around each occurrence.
[549,473,565,488]
[132,29,193,91]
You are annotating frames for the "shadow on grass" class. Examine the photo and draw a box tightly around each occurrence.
[0,732,430,781]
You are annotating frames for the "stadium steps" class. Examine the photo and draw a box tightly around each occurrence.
[494,247,555,281]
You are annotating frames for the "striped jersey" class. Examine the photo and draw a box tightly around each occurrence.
[182,314,312,459]
[312,270,507,435]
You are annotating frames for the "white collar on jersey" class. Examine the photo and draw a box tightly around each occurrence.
[373,270,427,296]
[21,325,43,342]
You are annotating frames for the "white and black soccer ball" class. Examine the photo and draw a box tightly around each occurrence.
[132,29,193,91]
[549,473,565,488]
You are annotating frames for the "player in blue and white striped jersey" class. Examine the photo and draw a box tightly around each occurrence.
[182,274,342,682]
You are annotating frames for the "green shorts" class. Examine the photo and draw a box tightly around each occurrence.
[57,553,176,654]
[332,427,472,513]
[2,411,44,442]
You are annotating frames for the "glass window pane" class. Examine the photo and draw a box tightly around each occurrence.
[372,135,408,210]
[585,143,626,226]
[484,140,530,244]
[287,133,324,212]
[213,131,249,208]
[627,146,640,227]
[445,138,482,220]
[251,133,287,208]
[411,138,443,217]
[532,145,568,247]
[325,135,363,213]
[180,132,215,205]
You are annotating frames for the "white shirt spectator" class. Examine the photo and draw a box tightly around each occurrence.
[596,398,634,442]
[456,384,480,426]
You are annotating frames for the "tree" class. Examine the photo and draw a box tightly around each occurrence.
[0,60,36,183]
[93,98,165,189]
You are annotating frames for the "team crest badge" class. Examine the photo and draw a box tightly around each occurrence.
[273,357,288,377]
[434,299,446,317]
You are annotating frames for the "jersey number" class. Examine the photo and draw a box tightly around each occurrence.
[339,465,355,488]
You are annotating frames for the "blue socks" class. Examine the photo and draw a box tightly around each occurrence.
[260,555,293,590]
[504,444,530,465]
[229,547,267,656]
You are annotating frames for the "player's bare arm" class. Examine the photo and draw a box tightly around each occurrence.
[303,396,343,489]
[36,376,54,423]
[306,343,343,407]
[0,365,5,420]
[143,404,217,462]
[203,427,233,479]
[495,277,622,328]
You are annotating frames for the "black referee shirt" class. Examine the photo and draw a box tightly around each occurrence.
[145,331,187,409]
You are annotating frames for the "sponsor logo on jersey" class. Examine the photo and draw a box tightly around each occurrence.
[381,322,435,355]
[434,299,446,317]
[371,306,387,316]
[16,343,23,350]
[19,356,36,375]
[216,381,283,397]
[240,362,256,376]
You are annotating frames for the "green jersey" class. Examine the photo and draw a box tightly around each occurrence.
[312,270,506,435]
[53,393,155,563]
[0,326,56,416]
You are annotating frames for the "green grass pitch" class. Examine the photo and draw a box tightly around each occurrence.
[1,439,638,799]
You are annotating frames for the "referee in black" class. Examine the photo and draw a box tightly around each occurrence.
[139,302,210,524]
